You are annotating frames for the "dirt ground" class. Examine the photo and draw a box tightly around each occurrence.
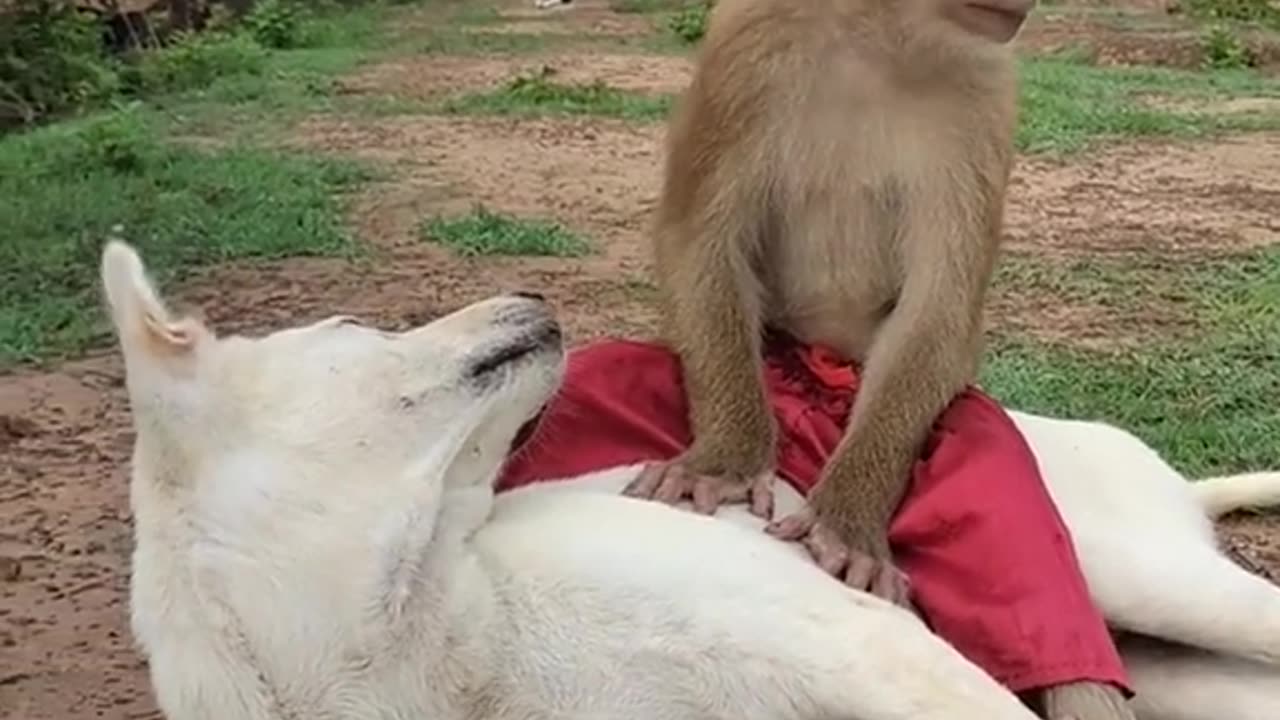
[3,1,1280,718]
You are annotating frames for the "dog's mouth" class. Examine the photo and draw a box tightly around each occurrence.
[511,409,543,450]
[466,322,563,379]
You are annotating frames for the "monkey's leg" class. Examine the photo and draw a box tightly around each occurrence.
[1040,682,1134,720]
[623,185,777,517]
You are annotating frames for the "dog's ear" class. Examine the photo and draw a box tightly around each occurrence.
[101,240,212,365]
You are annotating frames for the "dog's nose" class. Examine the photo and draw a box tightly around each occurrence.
[510,291,545,302]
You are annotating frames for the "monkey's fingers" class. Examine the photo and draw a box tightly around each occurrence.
[801,527,850,579]
[748,472,774,520]
[870,563,913,609]
[764,508,814,540]
[653,464,697,506]
[622,462,667,499]
[842,549,880,593]
[691,473,735,514]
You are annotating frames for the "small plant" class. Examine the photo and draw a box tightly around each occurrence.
[0,0,122,128]
[442,66,670,120]
[421,206,590,257]
[1178,0,1280,27]
[242,0,309,49]
[1199,23,1255,68]
[668,0,712,44]
[126,30,267,96]
[69,109,156,173]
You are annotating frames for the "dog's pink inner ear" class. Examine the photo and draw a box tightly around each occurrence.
[141,312,200,356]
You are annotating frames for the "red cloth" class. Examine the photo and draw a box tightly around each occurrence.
[497,337,1131,696]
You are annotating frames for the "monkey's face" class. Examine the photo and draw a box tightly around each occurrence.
[938,0,1035,45]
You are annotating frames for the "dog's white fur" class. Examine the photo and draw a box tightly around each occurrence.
[103,241,1280,720]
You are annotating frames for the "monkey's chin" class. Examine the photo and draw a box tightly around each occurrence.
[952,3,1030,44]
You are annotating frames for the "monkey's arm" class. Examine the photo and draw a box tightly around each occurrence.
[655,186,776,479]
[627,35,784,510]
[810,180,1000,556]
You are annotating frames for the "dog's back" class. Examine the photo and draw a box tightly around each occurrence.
[475,487,1039,720]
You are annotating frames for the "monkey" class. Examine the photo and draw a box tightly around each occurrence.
[626,0,1027,602]
[622,1,1139,718]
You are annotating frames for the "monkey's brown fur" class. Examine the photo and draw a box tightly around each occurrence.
[628,1,1136,717]
[640,0,1020,588]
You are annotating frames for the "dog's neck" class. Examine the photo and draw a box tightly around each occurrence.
[128,440,505,720]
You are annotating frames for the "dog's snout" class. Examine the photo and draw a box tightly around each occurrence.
[494,292,557,330]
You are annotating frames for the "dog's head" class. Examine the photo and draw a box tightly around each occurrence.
[104,240,565,718]
[101,240,564,504]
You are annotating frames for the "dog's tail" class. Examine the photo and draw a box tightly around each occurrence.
[1192,472,1280,519]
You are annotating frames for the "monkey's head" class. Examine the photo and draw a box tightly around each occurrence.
[901,0,1039,48]
[889,0,1034,71]
[935,0,1036,45]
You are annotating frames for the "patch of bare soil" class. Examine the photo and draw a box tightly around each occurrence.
[988,133,1280,347]
[337,52,691,100]
[0,361,154,720]
[1221,512,1280,584]
[1006,134,1280,257]
[291,115,666,271]
[985,292,1188,351]
[1149,95,1280,117]
[1047,0,1175,9]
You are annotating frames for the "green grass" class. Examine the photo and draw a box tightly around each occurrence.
[1180,0,1280,28]
[0,1,411,366]
[994,252,1194,318]
[419,23,675,56]
[421,206,591,257]
[442,69,671,120]
[984,248,1280,475]
[452,3,504,25]
[435,56,1279,149]
[134,5,394,137]
[420,29,555,55]
[0,110,367,367]
[610,0,686,12]
[982,340,1280,477]
[1017,55,1280,153]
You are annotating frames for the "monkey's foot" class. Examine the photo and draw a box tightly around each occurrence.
[622,456,774,518]
[1041,681,1135,720]
[766,507,913,608]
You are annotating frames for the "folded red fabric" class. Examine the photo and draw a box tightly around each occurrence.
[498,336,1130,695]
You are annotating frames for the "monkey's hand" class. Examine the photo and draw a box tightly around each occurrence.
[622,453,775,519]
[766,506,913,609]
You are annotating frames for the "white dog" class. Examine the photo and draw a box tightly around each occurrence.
[101,241,1279,720]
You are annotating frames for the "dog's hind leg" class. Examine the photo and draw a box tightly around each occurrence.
[1090,544,1280,664]
[1118,633,1280,720]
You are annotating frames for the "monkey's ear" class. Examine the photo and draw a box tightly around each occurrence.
[101,240,212,366]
